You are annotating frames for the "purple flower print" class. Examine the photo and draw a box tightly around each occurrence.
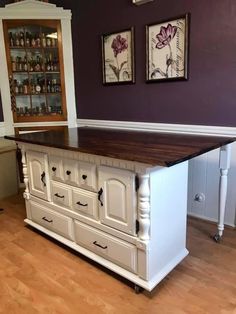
[111,35,128,57]
[109,34,128,81]
[150,23,180,79]
[156,24,177,49]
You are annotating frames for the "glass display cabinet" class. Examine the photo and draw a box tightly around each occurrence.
[3,20,67,123]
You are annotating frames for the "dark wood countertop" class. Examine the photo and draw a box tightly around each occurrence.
[5,127,235,167]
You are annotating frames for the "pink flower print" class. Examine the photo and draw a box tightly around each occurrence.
[111,35,128,57]
[156,23,177,49]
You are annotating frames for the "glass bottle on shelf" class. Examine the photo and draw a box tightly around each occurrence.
[5,21,66,121]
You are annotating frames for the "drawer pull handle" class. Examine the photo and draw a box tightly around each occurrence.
[77,201,88,207]
[52,167,57,172]
[82,174,87,180]
[66,170,71,176]
[98,188,103,206]
[93,241,107,250]
[42,216,53,223]
[54,193,65,199]
[41,171,46,187]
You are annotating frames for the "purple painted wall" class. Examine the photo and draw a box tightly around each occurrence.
[67,0,236,126]
[0,0,236,126]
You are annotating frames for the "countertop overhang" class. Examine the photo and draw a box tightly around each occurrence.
[5,127,235,167]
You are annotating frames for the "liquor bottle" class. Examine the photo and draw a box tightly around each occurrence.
[42,33,46,48]
[35,55,41,71]
[11,56,16,72]
[9,32,14,47]
[25,32,30,47]
[46,36,51,47]
[18,57,23,71]
[35,79,42,94]
[31,80,35,94]
[20,32,24,47]
[53,57,58,71]
[31,35,36,47]
[29,57,34,72]
[47,79,51,93]
[14,79,19,94]
[23,79,28,94]
[46,57,51,71]
[36,33,41,47]
[23,56,28,71]
[15,33,20,46]
[42,79,46,93]
[19,83,23,94]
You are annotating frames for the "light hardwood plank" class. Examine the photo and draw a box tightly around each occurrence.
[0,194,235,314]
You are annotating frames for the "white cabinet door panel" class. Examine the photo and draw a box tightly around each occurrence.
[27,151,50,201]
[98,166,136,236]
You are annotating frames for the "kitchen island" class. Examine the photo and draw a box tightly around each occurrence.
[5,127,235,292]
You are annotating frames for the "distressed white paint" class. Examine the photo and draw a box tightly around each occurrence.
[77,119,236,228]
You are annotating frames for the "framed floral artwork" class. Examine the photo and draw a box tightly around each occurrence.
[102,28,135,85]
[146,14,190,82]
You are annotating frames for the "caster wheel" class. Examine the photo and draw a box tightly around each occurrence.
[213,233,221,243]
[134,284,143,294]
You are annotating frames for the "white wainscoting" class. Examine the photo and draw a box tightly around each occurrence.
[0,122,5,137]
[77,119,236,227]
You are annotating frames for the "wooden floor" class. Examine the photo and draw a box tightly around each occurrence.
[0,194,236,314]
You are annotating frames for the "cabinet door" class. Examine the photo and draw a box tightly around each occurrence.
[98,166,136,236]
[27,150,50,201]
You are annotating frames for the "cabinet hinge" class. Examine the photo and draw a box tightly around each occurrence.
[136,219,140,235]
[135,175,139,192]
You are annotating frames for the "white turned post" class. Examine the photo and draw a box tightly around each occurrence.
[138,174,150,241]
[217,144,231,239]
[21,145,30,200]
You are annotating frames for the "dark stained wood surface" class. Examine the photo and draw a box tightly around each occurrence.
[5,127,235,167]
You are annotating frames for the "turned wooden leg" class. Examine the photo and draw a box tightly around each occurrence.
[213,144,231,242]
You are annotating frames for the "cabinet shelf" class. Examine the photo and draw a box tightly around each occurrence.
[4,19,67,123]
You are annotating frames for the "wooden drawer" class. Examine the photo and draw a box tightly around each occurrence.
[74,221,137,273]
[64,158,79,186]
[72,188,98,220]
[30,201,73,240]
[51,182,72,209]
[49,155,64,182]
[78,161,97,191]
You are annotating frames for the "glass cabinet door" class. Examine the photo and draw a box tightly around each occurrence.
[3,20,67,122]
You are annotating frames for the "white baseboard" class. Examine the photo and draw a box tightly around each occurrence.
[77,119,236,137]
[188,213,235,228]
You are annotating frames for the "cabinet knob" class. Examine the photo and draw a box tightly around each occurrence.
[82,174,87,180]
[52,167,57,172]
[66,170,71,176]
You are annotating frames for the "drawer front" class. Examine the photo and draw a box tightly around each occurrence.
[49,156,64,182]
[74,221,137,273]
[78,161,97,191]
[51,182,72,209]
[64,159,79,186]
[30,201,73,240]
[72,188,98,220]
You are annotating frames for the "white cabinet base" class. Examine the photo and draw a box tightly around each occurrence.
[24,218,188,291]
